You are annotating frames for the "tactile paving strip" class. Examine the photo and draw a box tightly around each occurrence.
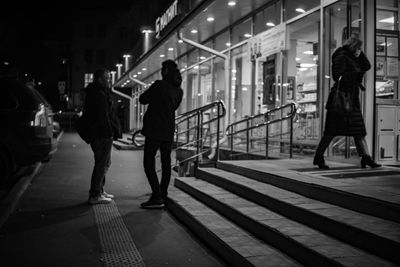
[93,201,146,267]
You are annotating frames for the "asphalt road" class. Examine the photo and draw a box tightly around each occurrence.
[0,132,226,267]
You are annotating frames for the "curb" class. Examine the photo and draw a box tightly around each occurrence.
[0,162,42,229]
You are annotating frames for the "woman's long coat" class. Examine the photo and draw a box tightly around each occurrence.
[324,47,371,136]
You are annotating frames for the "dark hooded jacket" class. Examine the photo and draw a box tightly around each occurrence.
[84,82,115,139]
[139,69,183,141]
[324,47,371,136]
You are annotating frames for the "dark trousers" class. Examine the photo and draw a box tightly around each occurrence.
[315,135,369,157]
[89,138,113,197]
[143,137,172,199]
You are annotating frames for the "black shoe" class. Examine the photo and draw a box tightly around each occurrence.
[361,156,381,169]
[140,197,165,209]
[313,155,329,169]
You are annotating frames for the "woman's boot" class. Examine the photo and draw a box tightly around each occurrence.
[361,156,381,168]
[313,155,329,169]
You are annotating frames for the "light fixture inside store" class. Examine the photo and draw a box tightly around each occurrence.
[379,17,394,23]
[194,66,199,69]
[138,72,142,75]
[300,63,317,68]
[242,87,248,91]
[200,56,206,60]
[178,39,183,43]
[303,50,313,55]
[244,33,252,38]
[168,47,174,51]
[142,29,153,33]
[133,74,137,78]
[207,17,215,22]
[226,42,231,46]
[191,29,198,34]
[232,69,237,73]
[160,54,165,57]
[142,68,147,71]
[266,22,275,27]
[296,8,306,13]
[228,1,236,6]
[296,57,301,61]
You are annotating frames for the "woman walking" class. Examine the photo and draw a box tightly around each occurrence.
[313,36,381,169]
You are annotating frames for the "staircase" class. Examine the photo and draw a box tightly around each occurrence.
[166,160,400,266]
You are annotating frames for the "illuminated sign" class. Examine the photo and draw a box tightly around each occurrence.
[155,0,178,38]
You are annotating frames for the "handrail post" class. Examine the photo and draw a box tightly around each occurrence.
[186,119,190,145]
[196,112,201,160]
[290,105,294,158]
[265,122,269,159]
[246,120,250,158]
[216,103,220,162]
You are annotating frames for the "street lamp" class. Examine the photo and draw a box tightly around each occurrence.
[123,54,131,72]
[110,71,116,84]
[141,28,153,53]
[116,64,123,79]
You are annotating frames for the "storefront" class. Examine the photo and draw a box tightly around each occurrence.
[113,0,400,163]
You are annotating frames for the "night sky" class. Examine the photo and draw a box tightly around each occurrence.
[0,0,171,77]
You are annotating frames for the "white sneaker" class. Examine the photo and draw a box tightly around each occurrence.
[88,195,112,205]
[101,191,114,199]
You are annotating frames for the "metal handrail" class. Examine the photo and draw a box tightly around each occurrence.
[132,100,226,176]
[226,103,297,159]
[175,100,226,163]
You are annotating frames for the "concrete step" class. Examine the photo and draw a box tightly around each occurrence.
[174,177,396,267]
[216,161,400,223]
[196,167,400,265]
[166,187,302,267]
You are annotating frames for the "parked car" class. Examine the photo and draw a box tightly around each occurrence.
[0,78,57,186]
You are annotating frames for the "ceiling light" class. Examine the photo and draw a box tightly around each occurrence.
[138,72,142,75]
[300,63,317,68]
[4,61,9,65]
[226,42,231,46]
[194,66,199,69]
[244,33,252,38]
[207,17,214,22]
[142,29,153,34]
[168,47,174,51]
[296,57,301,61]
[191,29,198,34]
[379,17,394,23]
[178,39,183,43]
[133,74,137,78]
[200,56,206,60]
[296,8,306,13]
[160,54,165,58]
[142,68,147,71]
[303,50,313,55]
[228,1,236,6]
[242,87,248,91]
[266,22,275,27]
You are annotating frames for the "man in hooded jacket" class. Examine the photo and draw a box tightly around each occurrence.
[84,69,121,204]
[139,60,183,208]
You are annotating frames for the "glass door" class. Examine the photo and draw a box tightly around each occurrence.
[323,0,362,160]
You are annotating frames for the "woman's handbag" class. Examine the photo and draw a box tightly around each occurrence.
[326,76,352,116]
[75,112,96,144]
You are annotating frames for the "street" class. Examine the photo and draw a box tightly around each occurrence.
[0,132,226,267]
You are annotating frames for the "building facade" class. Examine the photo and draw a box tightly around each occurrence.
[114,0,400,164]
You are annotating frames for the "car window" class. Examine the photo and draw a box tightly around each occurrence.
[0,87,18,109]
[0,79,38,110]
[29,87,49,106]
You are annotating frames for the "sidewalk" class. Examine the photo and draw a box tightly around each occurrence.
[0,132,225,267]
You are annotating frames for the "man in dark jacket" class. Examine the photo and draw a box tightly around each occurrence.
[139,60,183,208]
[85,69,120,205]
